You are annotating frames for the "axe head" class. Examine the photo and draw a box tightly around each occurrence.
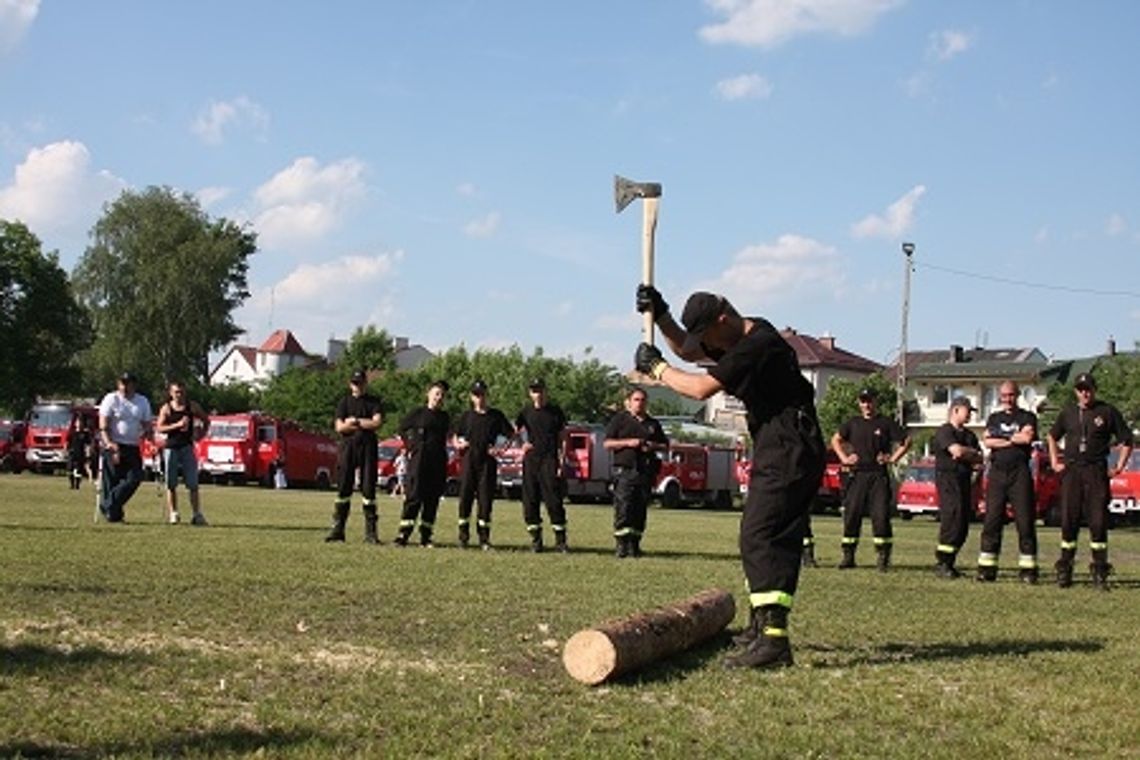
[614,174,662,213]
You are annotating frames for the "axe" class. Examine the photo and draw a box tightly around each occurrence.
[614,175,662,345]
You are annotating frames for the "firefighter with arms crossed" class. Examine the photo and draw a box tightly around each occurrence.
[453,379,514,550]
[396,379,451,548]
[1047,373,1134,589]
[831,388,911,571]
[635,286,824,670]
[932,397,983,578]
[603,386,668,558]
[327,370,383,543]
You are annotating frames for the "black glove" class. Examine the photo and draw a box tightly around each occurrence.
[634,343,669,379]
[636,285,669,320]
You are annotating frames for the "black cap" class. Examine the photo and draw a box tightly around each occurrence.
[431,379,450,392]
[680,292,726,337]
[528,378,546,391]
[857,388,876,402]
[1074,372,1097,390]
[950,396,976,410]
[118,371,137,384]
[470,379,488,395]
[350,369,367,385]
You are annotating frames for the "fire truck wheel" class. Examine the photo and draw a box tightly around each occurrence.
[899,511,913,521]
[316,472,331,490]
[661,481,682,509]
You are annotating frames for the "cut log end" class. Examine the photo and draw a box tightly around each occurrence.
[562,629,618,686]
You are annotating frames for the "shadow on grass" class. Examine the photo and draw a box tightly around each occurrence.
[804,637,1105,668]
[0,726,326,759]
[0,643,137,674]
[3,582,115,595]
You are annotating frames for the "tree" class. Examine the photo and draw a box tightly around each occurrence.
[72,187,255,390]
[338,325,397,375]
[1042,354,1140,433]
[0,220,92,415]
[816,374,898,441]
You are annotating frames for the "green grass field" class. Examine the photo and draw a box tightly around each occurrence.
[2,474,1138,759]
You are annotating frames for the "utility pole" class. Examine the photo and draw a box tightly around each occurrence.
[898,242,915,425]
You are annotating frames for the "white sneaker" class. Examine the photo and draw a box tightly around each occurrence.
[191,512,208,526]
[168,511,180,525]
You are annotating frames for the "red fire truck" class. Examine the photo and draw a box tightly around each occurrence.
[1107,446,1140,526]
[197,413,338,488]
[23,401,98,473]
[496,437,526,499]
[1,419,27,472]
[375,436,463,495]
[562,424,613,502]
[655,442,737,510]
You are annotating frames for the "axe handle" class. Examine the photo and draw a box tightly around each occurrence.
[641,197,659,346]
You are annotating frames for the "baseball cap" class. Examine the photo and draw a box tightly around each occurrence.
[528,378,546,391]
[680,292,726,337]
[1074,372,1097,390]
[350,369,367,385]
[950,396,976,410]
[857,388,876,402]
[470,379,488,395]
[118,371,137,384]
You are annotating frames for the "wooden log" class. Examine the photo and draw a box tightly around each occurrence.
[562,588,735,685]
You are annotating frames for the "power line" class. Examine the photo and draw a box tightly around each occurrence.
[915,260,1140,298]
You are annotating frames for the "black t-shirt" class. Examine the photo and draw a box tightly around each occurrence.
[933,422,979,476]
[336,393,382,447]
[399,407,450,465]
[515,403,567,458]
[837,414,907,471]
[985,407,1037,468]
[604,410,669,471]
[706,317,816,439]
[455,408,513,462]
[1049,400,1133,465]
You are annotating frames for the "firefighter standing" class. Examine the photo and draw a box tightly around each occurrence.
[327,370,383,543]
[977,381,1040,583]
[831,389,911,571]
[515,378,569,553]
[932,397,983,578]
[454,379,513,550]
[634,287,824,670]
[603,387,669,558]
[396,379,451,547]
[1047,373,1134,589]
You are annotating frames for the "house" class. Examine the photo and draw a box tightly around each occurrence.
[705,329,882,431]
[324,335,435,371]
[209,329,314,387]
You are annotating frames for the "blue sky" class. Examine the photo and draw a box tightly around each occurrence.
[3,1,1138,373]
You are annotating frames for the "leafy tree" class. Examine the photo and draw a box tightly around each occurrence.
[1042,353,1140,433]
[338,325,397,375]
[816,374,898,441]
[259,366,341,433]
[0,220,92,415]
[72,186,255,390]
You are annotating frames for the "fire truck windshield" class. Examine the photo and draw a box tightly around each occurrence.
[207,422,248,440]
[30,407,71,429]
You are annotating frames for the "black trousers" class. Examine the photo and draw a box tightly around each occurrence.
[336,441,378,502]
[400,457,446,531]
[612,467,650,536]
[741,408,824,608]
[1060,464,1110,549]
[457,455,498,526]
[842,469,893,542]
[935,470,972,555]
[522,453,566,529]
[980,464,1037,561]
[100,445,142,522]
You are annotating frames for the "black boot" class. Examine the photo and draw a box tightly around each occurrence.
[1090,562,1112,591]
[976,566,998,583]
[730,605,762,647]
[529,528,544,553]
[477,525,492,551]
[362,504,379,545]
[875,544,892,573]
[458,521,471,549]
[724,606,794,670]
[1018,568,1039,585]
[615,535,630,559]
[630,535,643,558]
[801,542,818,568]
[934,551,961,579]
[1055,558,1073,588]
[554,528,569,554]
[837,544,856,569]
[324,501,349,542]
[419,526,434,548]
[393,524,413,547]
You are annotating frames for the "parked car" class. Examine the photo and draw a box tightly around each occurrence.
[1108,446,1140,526]
[897,458,984,520]
[975,445,1061,525]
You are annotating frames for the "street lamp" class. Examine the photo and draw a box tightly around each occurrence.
[898,242,915,425]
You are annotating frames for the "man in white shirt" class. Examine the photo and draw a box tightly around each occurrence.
[98,371,153,522]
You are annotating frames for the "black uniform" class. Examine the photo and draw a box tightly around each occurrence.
[932,421,980,568]
[515,403,568,549]
[397,406,451,544]
[979,407,1039,575]
[707,317,824,612]
[837,414,907,554]
[1049,401,1133,568]
[604,409,668,553]
[454,407,513,546]
[334,393,382,505]
[67,425,91,489]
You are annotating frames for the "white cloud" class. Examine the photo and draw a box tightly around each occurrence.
[191,96,269,145]
[850,185,926,240]
[699,233,844,304]
[196,186,231,208]
[251,156,366,249]
[0,140,126,239]
[0,0,38,53]
[1106,212,1127,237]
[714,73,773,101]
[265,251,403,307]
[699,0,904,48]
[928,29,974,62]
[902,70,931,99]
[456,182,477,197]
[1034,225,1049,244]
[463,211,501,238]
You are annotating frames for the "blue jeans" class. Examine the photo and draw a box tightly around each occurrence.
[101,445,143,521]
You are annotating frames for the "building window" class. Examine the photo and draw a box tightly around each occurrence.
[932,385,949,405]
